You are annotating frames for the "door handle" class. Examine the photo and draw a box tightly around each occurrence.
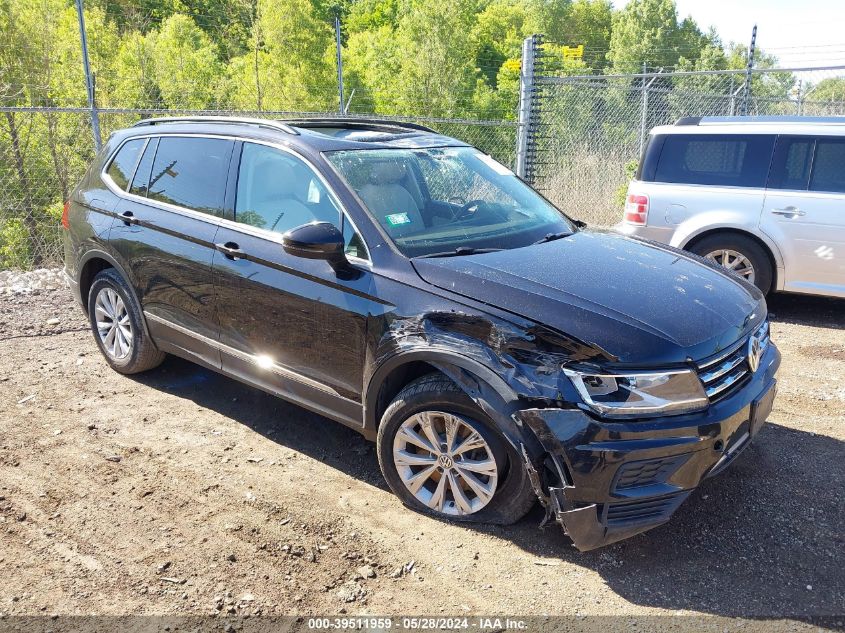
[771,206,805,217]
[215,242,244,260]
[120,210,139,225]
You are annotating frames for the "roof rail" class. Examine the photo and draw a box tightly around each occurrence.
[676,115,845,126]
[132,116,300,135]
[282,117,437,134]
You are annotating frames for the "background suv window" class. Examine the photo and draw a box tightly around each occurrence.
[235,143,340,234]
[654,134,775,188]
[148,137,234,216]
[810,139,845,193]
[769,137,813,190]
[106,138,145,191]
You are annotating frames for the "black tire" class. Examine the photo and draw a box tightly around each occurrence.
[87,268,165,374]
[377,373,536,525]
[688,233,773,295]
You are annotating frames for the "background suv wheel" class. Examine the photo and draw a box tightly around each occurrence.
[377,373,536,525]
[87,268,165,374]
[689,233,773,295]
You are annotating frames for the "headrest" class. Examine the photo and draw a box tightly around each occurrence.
[253,159,297,199]
[368,161,406,185]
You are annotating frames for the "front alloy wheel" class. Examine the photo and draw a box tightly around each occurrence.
[392,411,498,516]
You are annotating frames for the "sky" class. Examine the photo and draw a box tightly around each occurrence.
[618,0,845,68]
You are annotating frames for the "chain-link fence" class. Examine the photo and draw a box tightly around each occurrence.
[526,38,845,226]
[0,106,516,270]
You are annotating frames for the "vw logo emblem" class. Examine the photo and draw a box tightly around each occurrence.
[438,454,454,469]
[747,335,762,373]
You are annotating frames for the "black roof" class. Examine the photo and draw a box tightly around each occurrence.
[126,116,468,151]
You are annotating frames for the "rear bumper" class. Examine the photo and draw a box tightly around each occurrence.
[515,343,780,551]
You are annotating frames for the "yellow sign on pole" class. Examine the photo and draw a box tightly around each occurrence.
[561,45,584,61]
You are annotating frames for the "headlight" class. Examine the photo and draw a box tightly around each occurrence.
[563,367,708,418]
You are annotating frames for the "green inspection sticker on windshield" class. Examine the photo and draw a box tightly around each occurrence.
[385,212,412,226]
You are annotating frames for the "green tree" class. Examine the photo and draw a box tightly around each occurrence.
[151,14,222,109]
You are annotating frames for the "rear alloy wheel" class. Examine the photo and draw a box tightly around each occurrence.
[702,249,756,283]
[689,233,773,295]
[94,287,133,360]
[87,268,165,374]
[393,411,498,516]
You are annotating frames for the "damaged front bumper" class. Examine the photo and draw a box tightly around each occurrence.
[514,343,780,551]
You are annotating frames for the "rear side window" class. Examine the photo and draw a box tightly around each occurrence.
[106,138,145,191]
[769,137,813,190]
[148,137,234,216]
[810,139,845,193]
[129,138,158,197]
[653,134,775,188]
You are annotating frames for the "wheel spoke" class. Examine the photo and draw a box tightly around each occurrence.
[455,457,497,476]
[398,425,437,453]
[455,468,494,503]
[394,450,437,467]
[445,416,460,453]
[452,430,486,456]
[405,464,437,494]
[418,412,443,450]
[447,470,473,514]
[428,473,448,512]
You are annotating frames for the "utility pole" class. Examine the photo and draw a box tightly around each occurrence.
[741,24,757,116]
[335,16,345,115]
[75,0,101,151]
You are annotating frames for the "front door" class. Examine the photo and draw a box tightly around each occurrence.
[212,141,381,426]
[108,135,235,367]
[762,135,845,297]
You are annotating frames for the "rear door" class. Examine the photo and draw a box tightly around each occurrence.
[640,133,775,235]
[108,135,235,368]
[762,135,845,297]
[212,141,379,426]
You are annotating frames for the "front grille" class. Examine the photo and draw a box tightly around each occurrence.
[613,454,688,490]
[605,493,686,526]
[696,321,769,402]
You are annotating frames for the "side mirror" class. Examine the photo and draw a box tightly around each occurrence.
[282,221,348,269]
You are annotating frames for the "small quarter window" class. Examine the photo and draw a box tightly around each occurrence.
[129,138,158,197]
[106,138,145,191]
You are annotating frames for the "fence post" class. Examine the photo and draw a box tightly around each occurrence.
[639,63,648,156]
[515,36,536,179]
[75,0,101,151]
[741,24,757,116]
[334,16,345,115]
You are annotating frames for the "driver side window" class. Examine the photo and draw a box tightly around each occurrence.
[235,143,340,234]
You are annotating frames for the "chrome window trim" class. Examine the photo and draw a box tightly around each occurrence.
[101,132,373,265]
[144,311,355,403]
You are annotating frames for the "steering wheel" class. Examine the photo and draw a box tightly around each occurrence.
[453,199,486,221]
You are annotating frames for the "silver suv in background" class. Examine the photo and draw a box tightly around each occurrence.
[615,116,845,298]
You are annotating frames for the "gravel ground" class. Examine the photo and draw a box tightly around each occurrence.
[0,276,843,629]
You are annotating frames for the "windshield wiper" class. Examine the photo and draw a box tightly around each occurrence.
[533,231,573,245]
[415,247,504,259]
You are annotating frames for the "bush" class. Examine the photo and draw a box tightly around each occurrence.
[613,159,639,209]
[0,218,31,270]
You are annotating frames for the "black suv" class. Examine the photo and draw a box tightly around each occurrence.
[62,117,780,550]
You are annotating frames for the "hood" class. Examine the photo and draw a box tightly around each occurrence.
[411,230,766,366]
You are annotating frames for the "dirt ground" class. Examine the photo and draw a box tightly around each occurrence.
[0,286,843,627]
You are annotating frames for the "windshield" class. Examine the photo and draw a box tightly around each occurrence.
[325,146,576,257]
